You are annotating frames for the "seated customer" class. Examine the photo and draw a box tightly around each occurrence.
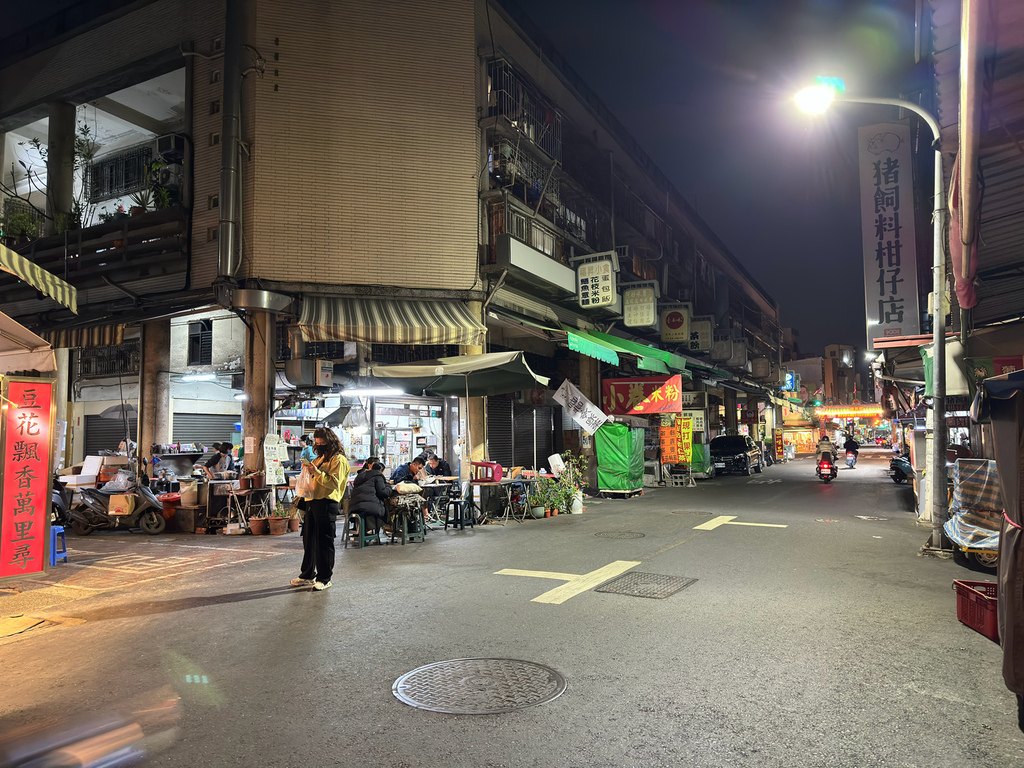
[425,453,453,477]
[390,456,426,484]
[349,458,394,535]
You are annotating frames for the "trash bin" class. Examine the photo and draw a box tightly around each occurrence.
[157,492,181,533]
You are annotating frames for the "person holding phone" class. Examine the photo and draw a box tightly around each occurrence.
[290,428,349,591]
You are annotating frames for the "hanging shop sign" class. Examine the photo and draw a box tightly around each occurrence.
[1,378,55,580]
[601,376,671,415]
[679,391,706,409]
[576,258,617,309]
[660,416,693,465]
[814,404,886,419]
[622,283,659,327]
[680,409,706,432]
[553,379,609,435]
[263,433,289,486]
[686,315,714,353]
[858,121,920,350]
[630,374,685,414]
[660,304,691,343]
[774,428,784,462]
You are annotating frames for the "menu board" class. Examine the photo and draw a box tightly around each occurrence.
[659,416,693,465]
[263,433,288,486]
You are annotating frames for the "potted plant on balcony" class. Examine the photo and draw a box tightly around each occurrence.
[1,210,39,245]
[129,187,152,217]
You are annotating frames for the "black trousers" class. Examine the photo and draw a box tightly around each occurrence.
[300,498,338,583]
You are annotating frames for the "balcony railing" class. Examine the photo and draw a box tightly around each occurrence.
[487,60,563,162]
[488,202,564,266]
[0,207,188,306]
[77,340,140,378]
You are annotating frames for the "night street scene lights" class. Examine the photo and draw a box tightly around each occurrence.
[795,76,950,552]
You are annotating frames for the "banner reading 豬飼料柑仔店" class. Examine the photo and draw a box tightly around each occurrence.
[859,121,920,350]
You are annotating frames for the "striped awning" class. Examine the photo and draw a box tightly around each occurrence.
[42,324,125,349]
[299,297,486,346]
[0,242,78,313]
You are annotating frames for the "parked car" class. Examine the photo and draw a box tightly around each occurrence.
[709,435,764,476]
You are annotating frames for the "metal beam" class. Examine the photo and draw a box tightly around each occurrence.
[90,96,166,136]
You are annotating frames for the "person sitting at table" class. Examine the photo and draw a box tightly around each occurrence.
[349,457,394,536]
[425,453,452,478]
[203,442,236,480]
[390,456,425,484]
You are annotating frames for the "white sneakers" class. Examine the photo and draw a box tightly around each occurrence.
[290,577,314,586]
[313,580,332,591]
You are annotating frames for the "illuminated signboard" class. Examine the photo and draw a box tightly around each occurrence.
[622,286,657,327]
[577,258,617,309]
[660,304,691,343]
[814,405,885,419]
[687,316,714,353]
[0,378,55,580]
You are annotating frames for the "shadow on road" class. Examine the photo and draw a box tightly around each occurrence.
[68,586,298,622]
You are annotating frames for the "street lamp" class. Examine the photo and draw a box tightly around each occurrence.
[796,78,948,550]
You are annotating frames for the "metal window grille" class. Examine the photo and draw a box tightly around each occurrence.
[487,59,562,162]
[187,320,213,366]
[89,144,153,202]
[77,340,141,378]
[369,344,459,364]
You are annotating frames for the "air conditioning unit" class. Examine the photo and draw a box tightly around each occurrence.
[726,340,748,369]
[710,331,733,362]
[751,357,771,379]
[284,359,333,388]
[149,163,184,191]
[156,134,186,163]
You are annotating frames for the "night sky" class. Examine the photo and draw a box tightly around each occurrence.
[512,0,919,357]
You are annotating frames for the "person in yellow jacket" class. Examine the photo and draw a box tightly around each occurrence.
[290,427,349,591]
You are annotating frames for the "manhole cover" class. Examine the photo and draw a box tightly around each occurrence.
[392,658,566,714]
[595,572,697,599]
[594,531,645,539]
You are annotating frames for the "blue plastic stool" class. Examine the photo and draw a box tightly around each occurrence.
[50,525,68,565]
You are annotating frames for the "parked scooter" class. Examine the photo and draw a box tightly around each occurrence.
[889,454,913,484]
[71,474,165,535]
[50,473,74,526]
[846,450,858,468]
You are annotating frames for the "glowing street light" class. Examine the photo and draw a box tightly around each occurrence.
[796,77,949,551]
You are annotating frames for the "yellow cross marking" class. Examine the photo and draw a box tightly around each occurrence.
[693,515,788,531]
[495,560,641,604]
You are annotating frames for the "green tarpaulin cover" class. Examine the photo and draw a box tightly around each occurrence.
[689,443,711,475]
[595,422,645,491]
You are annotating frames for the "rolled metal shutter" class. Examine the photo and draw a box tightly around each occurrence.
[84,415,138,456]
[486,397,513,468]
[172,413,240,449]
[513,404,554,471]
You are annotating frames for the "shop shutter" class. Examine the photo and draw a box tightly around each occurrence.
[172,413,240,450]
[486,397,513,468]
[84,415,138,456]
[513,404,555,471]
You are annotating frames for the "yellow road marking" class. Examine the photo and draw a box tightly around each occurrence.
[693,515,788,531]
[495,560,641,605]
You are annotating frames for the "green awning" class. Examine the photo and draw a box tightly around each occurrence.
[566,330,619,365]
[563,326,677,375]
[588,330,688,373]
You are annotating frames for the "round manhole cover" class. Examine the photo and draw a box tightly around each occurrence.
[393,658,566,714]
[594,531,645,539]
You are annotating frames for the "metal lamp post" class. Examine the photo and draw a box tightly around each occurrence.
[797,85,948,548]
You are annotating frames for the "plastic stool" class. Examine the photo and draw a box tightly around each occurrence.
[50,525,68,565]
[343,513,380,549]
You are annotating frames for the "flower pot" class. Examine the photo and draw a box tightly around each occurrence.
[129,206,145,217]
[250,473,265,489]
[288,516,300,532]
[569,491,584,514]
[544,509,552,518]
[530,505,545,519]
[238,476,251,490]
[248,517,268,535]
[113,239,124,248]
[268,517,288,535]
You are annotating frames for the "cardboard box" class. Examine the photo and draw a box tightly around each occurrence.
[103,456,130,466]
[60,475,97,488]
[108,494,135,516]
[82,456,104,477]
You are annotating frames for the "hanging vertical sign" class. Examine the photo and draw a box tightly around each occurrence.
[0,378,55,580]
[576,258,617,308]
[687,315,714,352]
[859,122,920,349]
[774,428,784,462]
[659,415,694,464]
[553,379,608,434]
[263,433,288,486]
[660,304,691,343]
[622,284,658,327]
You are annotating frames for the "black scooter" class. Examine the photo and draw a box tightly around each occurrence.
[51,473,74,526]
[71,474,165,535]
[816,456,838,484]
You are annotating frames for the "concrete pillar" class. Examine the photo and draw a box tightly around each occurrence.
[243,311,275,472]
[724,387,738,434]
[45,102,76,235]
[138,318,171,473]
[52,348,71,469]
[460,300,486,475]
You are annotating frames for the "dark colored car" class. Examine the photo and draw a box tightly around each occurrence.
[709,435,764,476]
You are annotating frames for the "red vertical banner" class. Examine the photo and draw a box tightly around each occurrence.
[1,378,55,580]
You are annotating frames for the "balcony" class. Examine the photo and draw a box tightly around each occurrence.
[77,340,140,378]
[487,60,563,163]
[0,207,188,306]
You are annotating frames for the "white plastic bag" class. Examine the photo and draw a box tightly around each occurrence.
[295,466,314,498]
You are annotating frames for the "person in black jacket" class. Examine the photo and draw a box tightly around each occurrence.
[349,458,394,536]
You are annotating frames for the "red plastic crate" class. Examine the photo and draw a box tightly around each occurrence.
[953,579,999,643]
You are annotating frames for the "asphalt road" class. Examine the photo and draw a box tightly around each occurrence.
[1,448,1019,767]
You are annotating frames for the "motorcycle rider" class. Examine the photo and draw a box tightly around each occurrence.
[815,434,837,465]
[843,435,860,461]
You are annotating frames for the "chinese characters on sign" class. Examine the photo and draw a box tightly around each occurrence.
[679,409,706,432]
[629,374,685,414]
[576,259,616,309]
[553,379,609,435]
[660,305,690,343]
[602,376,670,415]
[687,316,714,353]
[859,123,920,349]
[1,379,54,579]
[659,416,693,465]
[622,286,657,327]
[263,433,289,486]
[774,428,784,462]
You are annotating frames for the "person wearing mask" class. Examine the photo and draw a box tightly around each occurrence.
[290,428,349,591]
[390,456,426,484]
[204,442,236,480]
[348,457,395,538]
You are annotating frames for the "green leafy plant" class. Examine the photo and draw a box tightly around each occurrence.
[2,210,39,240]
[529,476,558,509]
[19,119,99,232]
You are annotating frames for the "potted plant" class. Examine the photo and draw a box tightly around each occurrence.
[556,451,589,514]
[248,515,268,535]
[2,210,39,244]
[527,482,547,519]
[129,187,152,216]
